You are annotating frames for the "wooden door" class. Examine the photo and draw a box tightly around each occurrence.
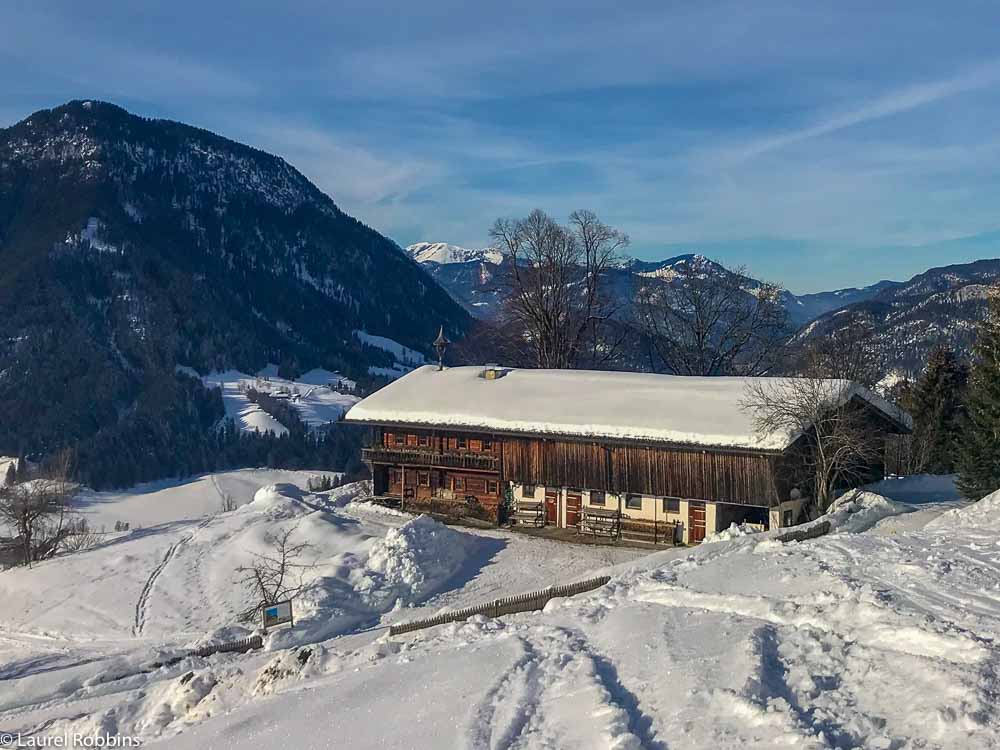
[545,489,559,525]
[688,502,706,543]
[565,491,582,529]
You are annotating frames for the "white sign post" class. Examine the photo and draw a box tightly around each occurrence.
[261,599,294,632]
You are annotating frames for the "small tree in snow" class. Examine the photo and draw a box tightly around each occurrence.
[234,525,315,623]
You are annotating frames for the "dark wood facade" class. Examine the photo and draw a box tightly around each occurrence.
[365,428,504,521]
[502,437,779,506]
[363,425,794,522]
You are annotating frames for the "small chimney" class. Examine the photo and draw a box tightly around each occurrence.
[480,363,508,380]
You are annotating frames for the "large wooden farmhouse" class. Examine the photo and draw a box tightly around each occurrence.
[344,365,911,545]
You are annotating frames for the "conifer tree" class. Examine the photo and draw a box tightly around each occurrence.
[957,290,1000,499]
[905,346,968,474]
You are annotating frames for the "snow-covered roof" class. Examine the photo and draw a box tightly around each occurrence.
[345,366,911,452]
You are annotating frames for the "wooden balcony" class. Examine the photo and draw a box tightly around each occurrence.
[362,446,500,472]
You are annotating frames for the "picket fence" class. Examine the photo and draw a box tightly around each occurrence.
[388,575,612,637]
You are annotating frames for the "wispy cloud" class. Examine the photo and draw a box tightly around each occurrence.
[723,61,1000,163]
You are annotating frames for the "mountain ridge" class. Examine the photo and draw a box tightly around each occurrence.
[407,240,1000,374]
[0,100,470,483]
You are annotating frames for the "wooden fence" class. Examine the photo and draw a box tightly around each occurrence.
[388,575,612,636]
[189,634,263,658]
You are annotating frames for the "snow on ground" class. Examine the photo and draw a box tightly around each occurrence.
[2,472,997,748]
[73,468,336,529]
[160,477,998,749]
[200,367,359,434]
[353,330,426,378]
[0,471,643,747]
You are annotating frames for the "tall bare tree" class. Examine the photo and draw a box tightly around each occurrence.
[490,209,629,369]
[634,259,788,376]
[742,326,893,514]
[743,378,885,513]
[0,450,75,566]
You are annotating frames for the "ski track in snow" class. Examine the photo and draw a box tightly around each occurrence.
[133,518,212,637]
[5,475,1000,749]
[463,625,665,750]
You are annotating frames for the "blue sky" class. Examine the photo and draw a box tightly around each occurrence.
[4,1,1000,292]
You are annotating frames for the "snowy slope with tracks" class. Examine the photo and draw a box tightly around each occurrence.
[0,473,997,748]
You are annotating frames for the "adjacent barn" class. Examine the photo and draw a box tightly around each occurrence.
[344,365,911,545]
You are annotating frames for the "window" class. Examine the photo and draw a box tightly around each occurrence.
[418,471,430,486]
[457,436,468,449]
[782,510,794,527]
[418,434,429,447]
[522,484,536,498]
[487,480,498,494]
[470,439,483,452]
[453,477,464,490]
[394,433,405,446]
[663,497,681,513]
[406,433,418,446]
[625,494,643,510]
[590,490,606,506]
[483,439,493,451]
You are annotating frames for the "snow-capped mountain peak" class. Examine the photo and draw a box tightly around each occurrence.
[407,242,504,266]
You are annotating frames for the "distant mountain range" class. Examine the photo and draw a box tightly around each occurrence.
[0,101,469,482]
[406,242,1000,376]
[792,258,1000,376]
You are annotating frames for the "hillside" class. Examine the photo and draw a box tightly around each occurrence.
[1,472,995,748]
[0,101,470,484]
[792,258,1000,376]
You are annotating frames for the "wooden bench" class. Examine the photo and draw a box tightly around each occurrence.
[512,499,545,527]
[579,507,622,538]
[619,517,680,546]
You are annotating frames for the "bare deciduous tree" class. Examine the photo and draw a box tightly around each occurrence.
[234,525,315,623]
[60,517,103,553]
[742,326,892,515]
[0,451,76,566]
[490,209,629,369]
[743,378,884,513]
[635,259,788,376]
[791,319,889,389]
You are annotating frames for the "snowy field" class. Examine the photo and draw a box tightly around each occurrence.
[199,367,360,435]
[0,472,997,749]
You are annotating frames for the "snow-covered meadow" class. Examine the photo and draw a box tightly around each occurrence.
[0,471,997,749]
[196,367,360,436]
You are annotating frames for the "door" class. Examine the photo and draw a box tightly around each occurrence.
[545,489,559,525]
[565,491,582,529]
[688,502,706,543]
